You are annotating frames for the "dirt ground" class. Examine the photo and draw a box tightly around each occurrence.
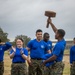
[4,53,70,75]
[63,55,70,75]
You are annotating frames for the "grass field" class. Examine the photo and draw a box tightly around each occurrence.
[4,50,70,75]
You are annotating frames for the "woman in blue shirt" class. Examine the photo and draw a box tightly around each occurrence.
[10,38,30,75]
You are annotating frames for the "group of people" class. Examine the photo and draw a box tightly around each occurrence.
[0,18,75,75]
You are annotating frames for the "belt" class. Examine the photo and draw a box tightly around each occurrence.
[13,62,25,63]
[0,61,3,63]
[31,58,42,60]
[54,61,62,63]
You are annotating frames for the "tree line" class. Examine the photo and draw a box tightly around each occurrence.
[0,27,31,47]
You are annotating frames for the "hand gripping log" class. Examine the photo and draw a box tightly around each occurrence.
[45,11,56,28]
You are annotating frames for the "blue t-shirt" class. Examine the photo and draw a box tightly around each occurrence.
[10,47,28,63]
[44,40,52,54]
[42,53,54,67]
[0,42,12,61]
[70,45,75,64]
[52,39,66,62]
[27,39,49,59]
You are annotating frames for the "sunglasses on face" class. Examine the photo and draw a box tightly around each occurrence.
[45,36,50,38]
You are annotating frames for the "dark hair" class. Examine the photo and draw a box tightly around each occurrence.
[43,32,49,37]
[0,39,1,43]
[16,38,24,42]
[57,29,65,37]
[36,29,42,34]
[73,37,75,40]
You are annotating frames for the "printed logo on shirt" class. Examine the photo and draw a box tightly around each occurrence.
[48,44,51,47]
[0,48,2,51]
[41,45,45,49]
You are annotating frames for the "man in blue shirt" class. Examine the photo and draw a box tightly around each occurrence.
[43,18,66,75]
[42,32,53,75]
[43,32,52,53]
[26,29,50,75]
[0,39,12,75]
[70,37,75,75]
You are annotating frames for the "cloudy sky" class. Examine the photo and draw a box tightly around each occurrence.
[0,0,75,41]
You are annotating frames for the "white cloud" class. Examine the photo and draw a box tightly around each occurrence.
[0,0,75,41]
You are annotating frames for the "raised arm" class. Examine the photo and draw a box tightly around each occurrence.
[47,18,58,33]
[10,46,16,59]
[3,42,12,51]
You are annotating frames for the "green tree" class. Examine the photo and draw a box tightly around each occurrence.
[0,27,9,42]
[12,35,31,47]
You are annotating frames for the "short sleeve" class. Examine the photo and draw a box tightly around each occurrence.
[27,40,33,49]
[24,49,28,56]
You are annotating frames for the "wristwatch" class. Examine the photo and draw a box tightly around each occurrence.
[21,53,24,55]
[13,51,16,53]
